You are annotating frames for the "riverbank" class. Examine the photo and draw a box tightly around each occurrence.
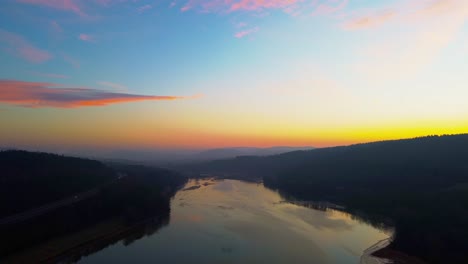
[373,246,428,264]
[361,238,427,264]
[1,215,168,264]
[361,238,392,264]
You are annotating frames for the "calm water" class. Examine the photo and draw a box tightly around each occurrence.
[78,179,390,264]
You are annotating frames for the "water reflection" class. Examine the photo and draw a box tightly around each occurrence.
[53,213,170,264]
[77,179,391,264]
[276,199,393,235]
[1,212,170,264]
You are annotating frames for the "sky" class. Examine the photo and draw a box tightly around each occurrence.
[0,0,467,153]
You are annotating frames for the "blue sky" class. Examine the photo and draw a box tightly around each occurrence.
[0,0,467,151]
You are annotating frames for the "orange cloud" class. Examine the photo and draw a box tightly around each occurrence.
[0,79,193,108]
[0,29,51,63]
[410,0,467,19]
[350,0,468,79]
[342,10,396,30]
[311,0,348,16]
[343,0,468,31]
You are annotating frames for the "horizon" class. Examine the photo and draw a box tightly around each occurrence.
[1,0,468,151]
[2,133,466,161]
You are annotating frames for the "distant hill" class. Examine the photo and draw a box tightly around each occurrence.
[94,146,313,166]
[189,134,468,180]
[193,146,313,161]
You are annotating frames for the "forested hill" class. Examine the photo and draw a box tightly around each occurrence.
[0,150,187,260]
[184,134,468,263]
[189,134,468,185]
[267,134,468,188]
[0,150,116,217]
[265,135,468,264]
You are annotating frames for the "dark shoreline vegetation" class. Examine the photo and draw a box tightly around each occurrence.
[0,151,187,263]
[183,134,468,264]
[1,134,467,263]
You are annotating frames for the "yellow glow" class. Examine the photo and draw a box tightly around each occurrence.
[1,102,467,150]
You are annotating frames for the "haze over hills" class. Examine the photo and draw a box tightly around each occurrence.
[102,146,313,163]
[0,146,313,165]
[193,146,313,161]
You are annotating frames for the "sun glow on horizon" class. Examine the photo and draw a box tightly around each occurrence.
[1,0,467,152]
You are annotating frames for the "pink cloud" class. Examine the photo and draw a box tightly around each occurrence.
[137,4,152,13]
[234,26,259,38]
[178,0,348,16]
[229,0,303,12]
[0,29,51,63]
[0,79,194,108]
[17,0,86,17]
[181,4,192,12]
[78,33,94,42]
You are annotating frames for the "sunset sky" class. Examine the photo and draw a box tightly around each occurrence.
[1,0,467,152]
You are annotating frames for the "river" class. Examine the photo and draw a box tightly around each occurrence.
[78,178,392,264]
